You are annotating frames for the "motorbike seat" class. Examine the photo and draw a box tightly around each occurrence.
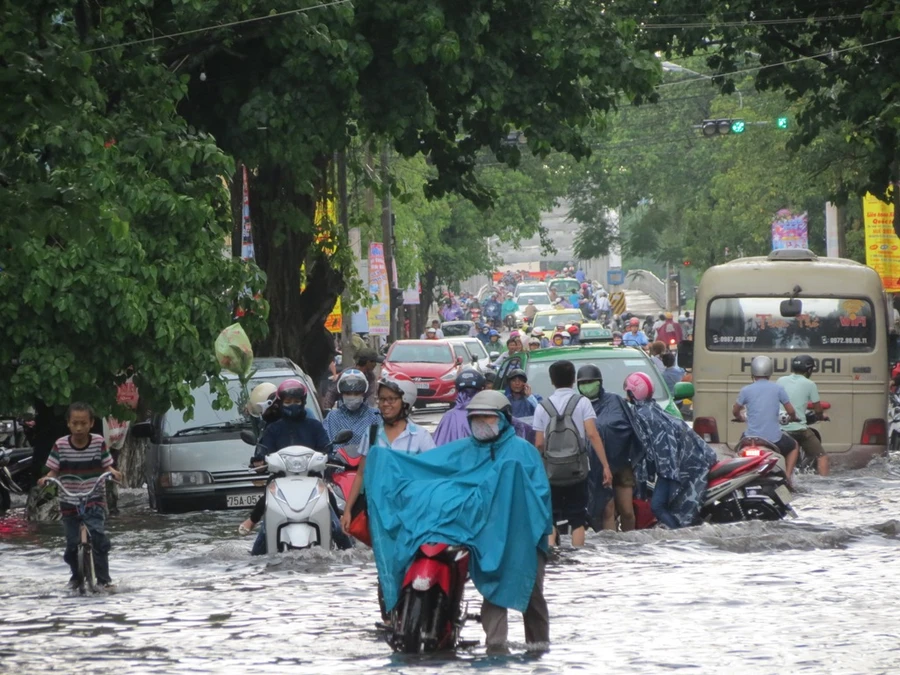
[735,436,779,453]
[708,457,760,481]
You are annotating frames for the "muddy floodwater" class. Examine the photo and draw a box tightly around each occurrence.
[1,455,899,674]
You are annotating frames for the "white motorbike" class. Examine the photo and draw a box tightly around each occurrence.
[242,429,352,553]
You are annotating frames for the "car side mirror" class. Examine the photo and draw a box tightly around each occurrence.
[240,430,257,446]
[456,356,464,365]
[673,381,695,401]
[472,355,479,364]
[489,351,500,360]
[677,340,694,370]
[130,421,155,439]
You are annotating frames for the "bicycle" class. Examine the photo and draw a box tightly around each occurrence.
[44,472,115,594]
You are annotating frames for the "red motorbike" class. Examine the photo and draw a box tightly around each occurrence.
[387,542,471,653]
[326,446,361,517]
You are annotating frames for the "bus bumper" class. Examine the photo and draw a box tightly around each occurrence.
[710,443,887,470]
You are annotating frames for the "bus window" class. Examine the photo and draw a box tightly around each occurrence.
[706,297,875,352]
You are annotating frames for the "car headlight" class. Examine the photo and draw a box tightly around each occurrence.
[440,370,457,381]
[160,471,213,487]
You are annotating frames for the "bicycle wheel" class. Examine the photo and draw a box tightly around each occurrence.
[77,527,97,593]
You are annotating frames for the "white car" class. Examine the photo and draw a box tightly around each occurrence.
[515,292,552,322]
[445,337,492,372]
[514,282,548,298]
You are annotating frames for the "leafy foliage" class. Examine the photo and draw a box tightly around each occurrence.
[0,3,266,417]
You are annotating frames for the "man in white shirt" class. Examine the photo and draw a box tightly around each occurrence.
[420,319,444,339]
[533,360,612,547]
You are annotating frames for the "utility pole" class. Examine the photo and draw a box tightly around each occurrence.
[338,150,357,365]
[380,144,396,342]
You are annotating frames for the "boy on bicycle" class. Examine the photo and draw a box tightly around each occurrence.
[38,402,121,588]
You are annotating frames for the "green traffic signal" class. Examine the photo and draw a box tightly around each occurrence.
[730,119,746,134]
[776,116,789,130]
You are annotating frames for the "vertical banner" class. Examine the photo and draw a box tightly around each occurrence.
[325,296,342,333]
[241,165,255,261]
[863,192,900,291]
[771,209,809,249]
[402,274,421,305]
[367,242,390,335]
[825,202,841,257]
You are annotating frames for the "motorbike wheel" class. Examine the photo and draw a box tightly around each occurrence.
[392,587,438,654]
[0,486,10,511]
[705,497,784,523]
[890,431,900,452]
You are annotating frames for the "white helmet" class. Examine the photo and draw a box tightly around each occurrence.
[338,368,368,395]
[248,382,278,417]
[378,375,418,407]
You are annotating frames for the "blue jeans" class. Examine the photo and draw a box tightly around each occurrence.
[62,505,111,583]
[651,478,681,529]
[251,521,267,556]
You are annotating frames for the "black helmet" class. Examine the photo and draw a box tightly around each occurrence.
[507,368,527,383]
[483,371,497,383]
[456,367,486,391]
[791,354,815,374]
[577,364,603,382]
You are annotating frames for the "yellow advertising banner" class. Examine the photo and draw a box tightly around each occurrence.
[325,296,341,333]
[863,192,900,292]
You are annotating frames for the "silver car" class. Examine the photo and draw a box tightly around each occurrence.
[136,357,322,514]
[445,337,492,372]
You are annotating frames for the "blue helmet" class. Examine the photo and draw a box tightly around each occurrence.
[489,329,500,337]
[455,367,486,391]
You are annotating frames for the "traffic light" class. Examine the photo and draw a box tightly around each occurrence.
[700,119,744,137]
[389,288,405,310]
[776,115,789,130]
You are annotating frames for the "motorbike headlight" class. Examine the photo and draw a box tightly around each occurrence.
[0,421,14,433]
[283,455,310,474]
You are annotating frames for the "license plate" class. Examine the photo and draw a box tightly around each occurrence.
[226,493,260,508]
[416,383,430,391]
[774,484,792,505]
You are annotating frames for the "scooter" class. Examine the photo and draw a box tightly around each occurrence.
[0,446,33,511]
[387,542,472,653]
[326,445,361,516]
[701,438,794,522]
[241,429,352,553]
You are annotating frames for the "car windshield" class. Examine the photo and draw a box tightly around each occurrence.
[162,374,319,436]
[525,354,669,402]
[387,343,454,364]
[464,340,488,359]
[533,311,583,331]
[706,296,876,352]
[516,284,546,295]
[441,322,472,337]
[549,279,581,294]
[518,294,551,307]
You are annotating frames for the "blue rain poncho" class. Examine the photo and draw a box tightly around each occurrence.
[629,399,718,528]
[365,418,552,612]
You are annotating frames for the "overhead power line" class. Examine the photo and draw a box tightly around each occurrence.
[641,11,896,29]
[82,0,353,53]
[657,34,900,88]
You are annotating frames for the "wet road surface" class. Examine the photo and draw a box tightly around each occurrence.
[1,439,899,674]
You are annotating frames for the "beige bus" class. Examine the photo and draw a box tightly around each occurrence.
[680,249,890,469]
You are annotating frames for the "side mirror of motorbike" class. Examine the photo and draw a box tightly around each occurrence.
[673,381,695,401]
[240,430,258,446]
[130,421,155,439]
[332,429,353,446]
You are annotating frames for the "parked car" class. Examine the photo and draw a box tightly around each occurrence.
[445,337,492,372]
[495,345,689,420]
[382,340,461,405]
[135,357,323,514]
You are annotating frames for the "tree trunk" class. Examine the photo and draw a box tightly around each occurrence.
[249,162,345,381]
[420,268,438,337]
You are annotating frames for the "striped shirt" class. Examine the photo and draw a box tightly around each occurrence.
[45,434,113,512]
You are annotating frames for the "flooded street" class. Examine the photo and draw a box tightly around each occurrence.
[2,451,899,674]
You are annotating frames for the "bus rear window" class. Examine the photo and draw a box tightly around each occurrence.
[706,297,875,352]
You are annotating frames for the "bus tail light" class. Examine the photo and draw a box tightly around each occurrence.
[693,417,720,443]
[860,418,887,445]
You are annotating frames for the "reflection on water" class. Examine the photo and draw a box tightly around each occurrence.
[1,457,899,674]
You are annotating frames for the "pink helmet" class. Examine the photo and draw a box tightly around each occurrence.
[624,372,654,401]
[276,378,308,405]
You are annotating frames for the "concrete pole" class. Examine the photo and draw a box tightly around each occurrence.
[380,145,396,342]
[825,202,845,257]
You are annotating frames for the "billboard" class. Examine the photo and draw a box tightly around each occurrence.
[863,192,900,292]
[771,209,808,250]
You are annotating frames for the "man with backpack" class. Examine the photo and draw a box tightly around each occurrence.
[532,360,613,547]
